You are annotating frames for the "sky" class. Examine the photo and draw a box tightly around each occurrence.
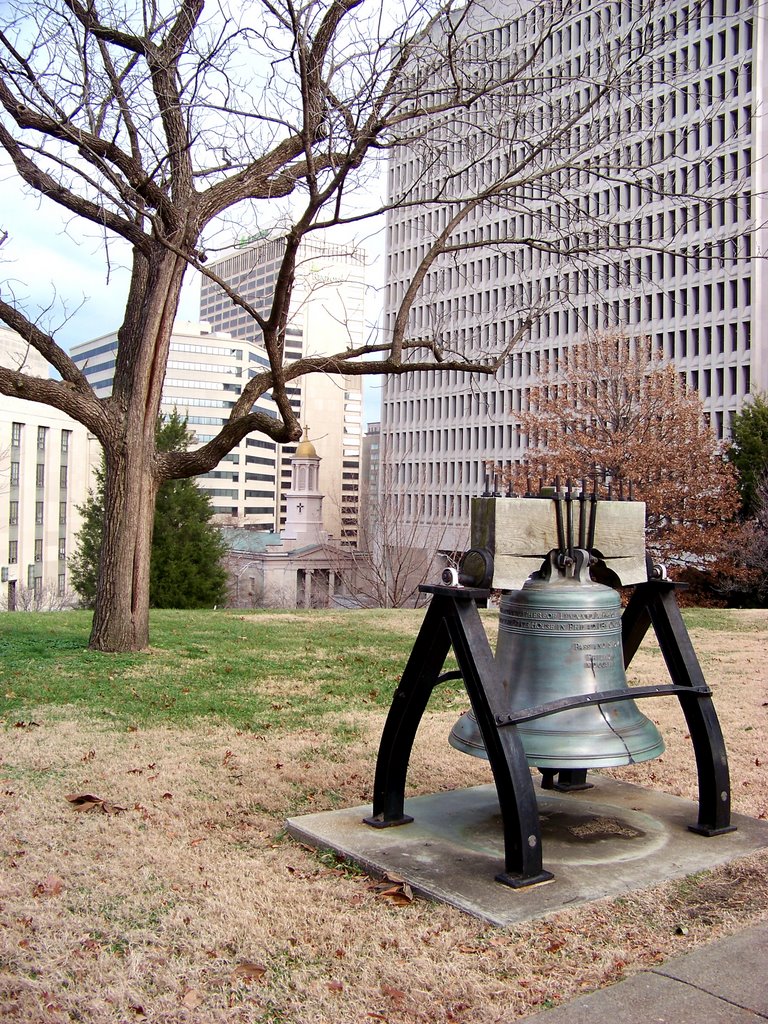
[1,177,384,427]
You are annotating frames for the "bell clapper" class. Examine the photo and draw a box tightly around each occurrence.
[540,767,593,792]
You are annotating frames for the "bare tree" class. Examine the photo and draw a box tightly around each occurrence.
[1,581,78,612]
[328,455,468,608]
[0,0,737,649]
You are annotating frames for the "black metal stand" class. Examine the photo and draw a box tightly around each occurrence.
[622,581,735,837]
[363,585,553,888]
[364,580,735,888]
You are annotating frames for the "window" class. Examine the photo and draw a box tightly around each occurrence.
[58,573,66,595]
[11,422,22,447]
[59,465,68,488]
[34,539,43,562]
[35,500,44,525]
[10,462,19,486]
[61,430,71,454]
[58,537,66,560]
[9,500,18,526]
[8,540,17,564]
[37,426,48,450]
[36,464,45,487]
[59,502,67,525]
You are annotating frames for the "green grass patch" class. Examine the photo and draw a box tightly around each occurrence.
[0,605,753,733]
[0,608,467,731]
[680,607,765,632]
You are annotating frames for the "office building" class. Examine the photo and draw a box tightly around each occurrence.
[0,328,100,607]
[381,0,765,551]
[201,236,366,542]
[71,236,365,540]
[359,421,381,536]
[71,320,288,529]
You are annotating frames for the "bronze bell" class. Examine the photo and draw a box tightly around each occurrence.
[449,550,665,770]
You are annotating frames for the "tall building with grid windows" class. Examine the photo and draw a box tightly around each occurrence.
[0,328,100,607]
[71,320,288,530]
[381,0,766,552]
[201,236,366,543]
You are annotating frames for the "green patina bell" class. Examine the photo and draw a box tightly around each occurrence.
[449,550,665,769]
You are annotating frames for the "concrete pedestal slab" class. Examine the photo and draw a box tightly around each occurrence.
[286,777,768,925]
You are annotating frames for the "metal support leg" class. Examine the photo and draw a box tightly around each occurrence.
[622,582,735,836]
[365,587,552,887]
[443,596,552,887]
[363,597,452,828]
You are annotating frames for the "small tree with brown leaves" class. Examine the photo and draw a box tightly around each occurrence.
[502,333,741,571]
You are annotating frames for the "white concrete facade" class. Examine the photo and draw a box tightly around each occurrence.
[381,0,766,551]
[0,329,100,607]
[201,237,366,543]
[70,321,286,529]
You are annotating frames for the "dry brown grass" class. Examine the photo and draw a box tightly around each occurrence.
[1,612,767,1023]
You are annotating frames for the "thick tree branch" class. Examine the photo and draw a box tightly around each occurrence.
[0,297,94,386]
[0,120,151,250]
[0,366,107,437]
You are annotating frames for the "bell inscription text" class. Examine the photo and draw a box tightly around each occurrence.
[501,604,620,636]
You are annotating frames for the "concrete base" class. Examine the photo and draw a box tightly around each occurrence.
[286,778,768,926]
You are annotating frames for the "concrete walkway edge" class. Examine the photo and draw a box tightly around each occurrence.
[520,920,768,1022]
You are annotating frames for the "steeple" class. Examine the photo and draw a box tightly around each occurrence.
[282,426,323,543]
[295,425,318,459]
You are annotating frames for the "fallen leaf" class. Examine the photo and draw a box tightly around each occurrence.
[34,875,64,897]
[327,980,344,992]
[66,793,126,815]
[13,720,40,729]
[230,961,267,984]
[182,988,205,1009]
[381,984,406,1002]
[368,875,414,906]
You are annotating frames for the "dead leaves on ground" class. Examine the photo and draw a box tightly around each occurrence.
[65,792,126,815]
[179,961,267,1011]
[230,961,267,984]
[33,874,65,898]
[366,873,414,907]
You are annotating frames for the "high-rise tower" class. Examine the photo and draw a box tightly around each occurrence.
[202,236,366,543]
[381,0,765,551]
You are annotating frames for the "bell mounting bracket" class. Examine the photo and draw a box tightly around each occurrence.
[363,579,735,888]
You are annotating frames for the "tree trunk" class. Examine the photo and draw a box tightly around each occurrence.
[89,445,160,651]
[87,243,188,652]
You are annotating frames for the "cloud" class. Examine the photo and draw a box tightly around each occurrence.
[0,178,199,350]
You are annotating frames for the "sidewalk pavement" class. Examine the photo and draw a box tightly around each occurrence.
[521,920,768,1023]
